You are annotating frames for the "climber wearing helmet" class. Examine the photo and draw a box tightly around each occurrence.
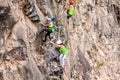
[49,40,68,68]
[67,0,74,19]
[40,18,55,42]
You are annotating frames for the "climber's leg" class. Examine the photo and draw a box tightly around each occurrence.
[43,29,52,42]
[58,0,62,3]
[39,29,47,34]
[59,54,66,66]
[67,14,72,19]
[40,29,47,41]
[61,54,66,66]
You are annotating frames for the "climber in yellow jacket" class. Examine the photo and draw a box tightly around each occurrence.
[49,40,68,68]
[40,18,55,42]
[67,0,74,19]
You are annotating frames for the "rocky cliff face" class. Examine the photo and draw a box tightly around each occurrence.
[0,0,120,80]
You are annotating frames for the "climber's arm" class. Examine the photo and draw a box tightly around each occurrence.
[40,22,50,27]
[49,41,63,48]
[68,5,72,10]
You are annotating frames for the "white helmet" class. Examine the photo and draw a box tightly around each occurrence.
[56,40,62,44]
[47,18,52,22]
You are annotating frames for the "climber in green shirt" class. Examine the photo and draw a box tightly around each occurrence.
[40,18,55,42]
[49,40,68,68]
[67,0,74,19]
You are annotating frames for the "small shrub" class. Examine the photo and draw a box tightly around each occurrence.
[97,61,107,68]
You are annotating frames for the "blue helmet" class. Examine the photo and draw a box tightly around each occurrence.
[47,18,52,22]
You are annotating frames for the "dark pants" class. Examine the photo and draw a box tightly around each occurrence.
[40,29,52,42]
[67,15,72,19]
[58,0,62,3]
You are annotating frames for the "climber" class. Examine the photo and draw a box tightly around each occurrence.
[49,40,68,68]
[67,0,74,19]
[40,18,55,42]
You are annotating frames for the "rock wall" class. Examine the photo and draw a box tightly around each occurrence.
[0,0,119,80]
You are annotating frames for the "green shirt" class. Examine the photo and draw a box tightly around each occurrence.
[59,45,68,55]
[67,5,74,15]
[48,22,54,32]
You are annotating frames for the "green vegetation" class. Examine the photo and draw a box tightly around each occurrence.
[97,61,107,68]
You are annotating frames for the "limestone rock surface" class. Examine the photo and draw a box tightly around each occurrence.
[0,0,119,80]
